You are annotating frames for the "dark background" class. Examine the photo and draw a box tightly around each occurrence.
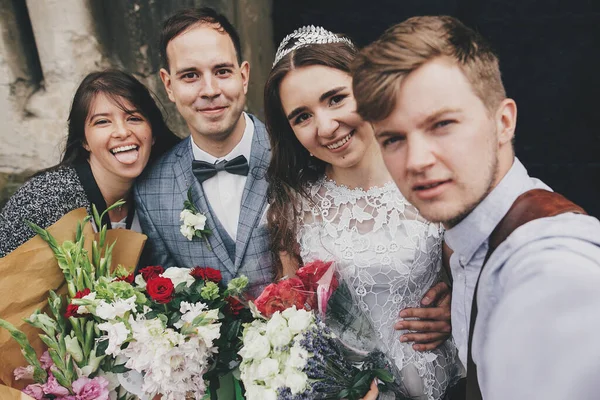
[273,0,600,218]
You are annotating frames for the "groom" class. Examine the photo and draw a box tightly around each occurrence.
[353,16,600,399]
[134,7,273,294]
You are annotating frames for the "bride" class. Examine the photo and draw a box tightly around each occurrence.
[264,27,462,400]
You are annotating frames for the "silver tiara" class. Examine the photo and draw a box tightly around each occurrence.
[272,25,355,67]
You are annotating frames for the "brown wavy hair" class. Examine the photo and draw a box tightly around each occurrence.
[353,15,506,122]
[264,39,357,277]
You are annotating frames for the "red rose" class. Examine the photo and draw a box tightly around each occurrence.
[64,304,81,319]
[254,278,307,318]
[116,273,134,284]
[225,296,244,316]
[64,289,91,318]
[146,277,174,304]
[74,288,91,299]
[190,267,222,283]
[296,260,338,293]
[140,266,164,282]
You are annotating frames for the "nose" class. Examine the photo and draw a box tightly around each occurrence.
[316,111,339,139]
[112,120,132,139]
[199,75,222,99]
[406,135,436,173]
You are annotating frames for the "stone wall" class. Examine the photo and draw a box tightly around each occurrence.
[0,0,274,208]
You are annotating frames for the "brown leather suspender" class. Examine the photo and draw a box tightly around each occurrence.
[465,189,587,399]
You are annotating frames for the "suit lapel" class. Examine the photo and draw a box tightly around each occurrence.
[234,117,270,270]
[173,140,236,274]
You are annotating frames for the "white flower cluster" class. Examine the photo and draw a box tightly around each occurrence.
[239,306,315,399]
[180,209,207,241]
[94,290,221,399]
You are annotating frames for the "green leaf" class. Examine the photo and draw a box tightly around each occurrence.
[92,204,102,229]
[96,338,109,357]
[111,363,130,374]
[0,319,47,382]
[373,368,394,383]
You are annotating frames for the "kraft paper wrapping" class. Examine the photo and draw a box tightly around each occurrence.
[0,208,147,389]
[0,385,35,399]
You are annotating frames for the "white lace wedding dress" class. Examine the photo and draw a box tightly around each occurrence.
[297,178,462,400]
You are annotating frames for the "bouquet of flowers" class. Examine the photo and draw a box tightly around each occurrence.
[238,260,406,400]
[0,201,136,400]
[0,202,250,400]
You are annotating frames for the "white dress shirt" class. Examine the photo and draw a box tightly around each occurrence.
[191,113,254,241]
[445,158,600,399]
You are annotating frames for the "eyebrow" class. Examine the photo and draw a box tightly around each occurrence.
[286,86,347,121]
[375,107,461,139]
[88,109,141,122]
[418,108,461,129]
[175,67,198,75]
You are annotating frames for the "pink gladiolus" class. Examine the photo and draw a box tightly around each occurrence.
[13,365,34,380]
[40,350,54,370]
[43,373,71,397]
[72,376,110,400]
[22,384,44,399]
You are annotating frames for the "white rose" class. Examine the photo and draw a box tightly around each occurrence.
[239,330,271,361]
[179,224,195,240]
[245,385,277,400]
[161,267,195,288]
[287,344,308,369]
[254,357,280,381]
[266,312,292,348]
[181,209,206,230]
[190,212,207,231]
[283,307,314,334]
[284,368,308,394]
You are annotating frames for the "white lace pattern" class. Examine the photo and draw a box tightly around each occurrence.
[298,178,462,400]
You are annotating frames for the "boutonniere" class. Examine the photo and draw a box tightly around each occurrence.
[180,187,212,250]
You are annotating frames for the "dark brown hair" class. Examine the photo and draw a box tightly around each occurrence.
[63,69,179,167]
[265,40,357,276]
[159,7,243,69]
[353,15,506,122]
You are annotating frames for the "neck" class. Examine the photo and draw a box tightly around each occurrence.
[190,114,246,158]
[325,139,391,190]
[88,160,133,217]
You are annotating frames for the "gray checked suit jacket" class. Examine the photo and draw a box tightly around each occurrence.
[134,114,274,295]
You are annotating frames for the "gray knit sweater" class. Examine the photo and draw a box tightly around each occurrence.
[0,166,90,257]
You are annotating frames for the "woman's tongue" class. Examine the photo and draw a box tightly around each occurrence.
[113,149,139,164]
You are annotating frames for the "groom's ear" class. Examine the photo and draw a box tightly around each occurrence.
[159,68,176,103]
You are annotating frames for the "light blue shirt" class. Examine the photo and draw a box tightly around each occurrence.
[445,158,600,399]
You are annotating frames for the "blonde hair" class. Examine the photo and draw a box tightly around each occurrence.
[352,15,506,121]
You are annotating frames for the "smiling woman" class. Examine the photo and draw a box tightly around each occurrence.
[0,70,180,258]
[264,27,463,400]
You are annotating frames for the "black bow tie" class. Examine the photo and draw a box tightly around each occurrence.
[192,155,250,183]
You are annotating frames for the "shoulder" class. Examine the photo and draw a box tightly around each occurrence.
[4,166,87,210]
[0,166,89,256]
[488,213,600,294]
[248,114,270,146]
[136,139,188,187]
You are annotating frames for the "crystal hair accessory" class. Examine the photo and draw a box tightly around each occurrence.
[273,25,355,67]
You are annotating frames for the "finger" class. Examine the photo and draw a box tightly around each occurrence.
[400,331,449,344]
[395,319,450,333]
[421,282,450,306]
[399,306,451,321]
[413,340,445,352]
